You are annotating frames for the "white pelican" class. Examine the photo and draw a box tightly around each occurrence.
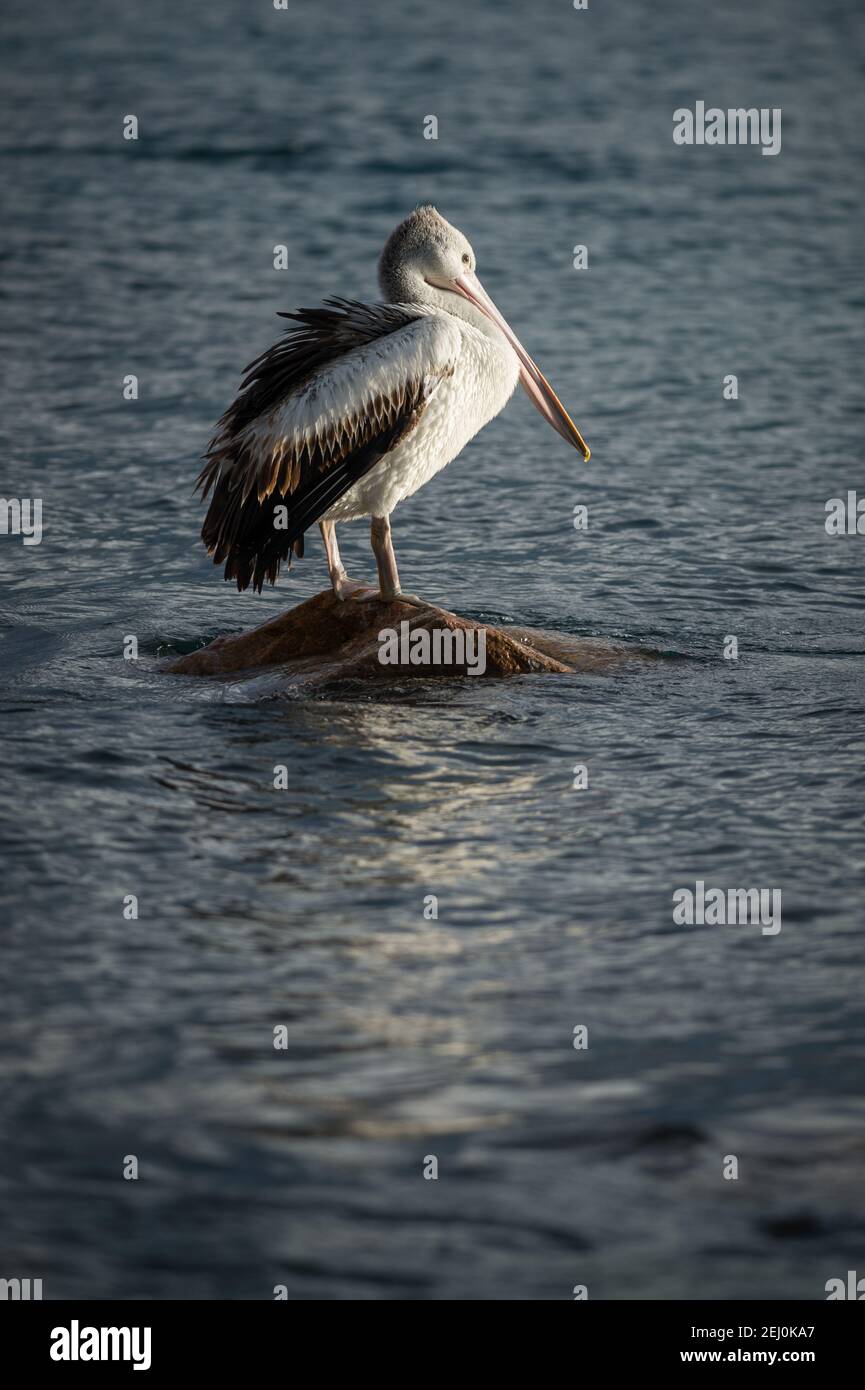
[197,206,590,604]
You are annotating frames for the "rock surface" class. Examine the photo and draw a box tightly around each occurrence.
[162,590,641,685]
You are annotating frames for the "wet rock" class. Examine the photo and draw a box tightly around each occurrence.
[161,590,642,685]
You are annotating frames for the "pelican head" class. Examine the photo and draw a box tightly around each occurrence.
[378,205,590,461]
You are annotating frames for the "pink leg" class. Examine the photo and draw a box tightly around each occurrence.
[320,520,375,601]
[354,515,430,608]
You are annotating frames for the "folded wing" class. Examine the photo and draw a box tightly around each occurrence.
[197,300,458,592]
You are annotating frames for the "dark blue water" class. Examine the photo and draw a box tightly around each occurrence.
[1,0,863,1300]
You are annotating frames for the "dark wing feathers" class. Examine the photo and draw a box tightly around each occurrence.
[218,298,420,438]
[196,300,440,593]
[204,384,430,594]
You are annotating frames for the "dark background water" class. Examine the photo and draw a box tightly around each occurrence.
[1,0,863,1300]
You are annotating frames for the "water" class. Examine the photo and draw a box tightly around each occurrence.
[1,0,863,1300]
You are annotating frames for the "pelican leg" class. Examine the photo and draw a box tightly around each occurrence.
[320,520,376,601]
[353,514,431,609]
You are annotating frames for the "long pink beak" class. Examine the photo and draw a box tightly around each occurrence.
[434,271,591,461]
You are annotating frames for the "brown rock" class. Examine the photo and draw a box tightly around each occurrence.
[161,590,642,684]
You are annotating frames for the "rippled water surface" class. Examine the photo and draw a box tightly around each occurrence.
[1,0,864,1299]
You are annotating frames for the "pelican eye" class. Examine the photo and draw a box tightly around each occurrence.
[462,252,470,265]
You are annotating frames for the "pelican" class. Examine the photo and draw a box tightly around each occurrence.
[197,206,590,605]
